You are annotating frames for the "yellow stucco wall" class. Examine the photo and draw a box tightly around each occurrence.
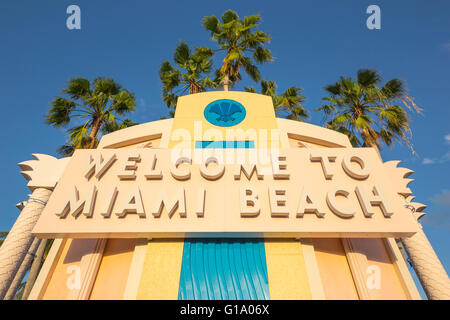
[136,239,184,300]
[169,92,280,149]
[265,239,311,299]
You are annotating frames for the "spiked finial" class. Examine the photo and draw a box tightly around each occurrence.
[384,160,426,220]
[18,154,70,190]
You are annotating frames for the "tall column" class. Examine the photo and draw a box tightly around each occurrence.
[0,188,52,299]
[0,153,68,300]
[4,237,42,300]
[22,238,48,300]
[401,224,450,300]
[383,160,450,300]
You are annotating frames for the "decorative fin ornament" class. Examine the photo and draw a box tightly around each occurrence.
[383,160,426,220]
[18,154,70,190]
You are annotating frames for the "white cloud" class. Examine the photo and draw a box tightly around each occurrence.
[445,134,450,144]
[422,151,450,165]
[422,134,450,164]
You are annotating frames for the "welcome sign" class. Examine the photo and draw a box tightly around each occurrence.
[32,148,419,238]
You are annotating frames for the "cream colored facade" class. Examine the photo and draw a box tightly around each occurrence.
[16,91,442,300]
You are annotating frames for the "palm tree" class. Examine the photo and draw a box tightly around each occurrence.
[315,69,421,152]
[46,77,136,153]
[160,41,217,114]
[245,80,308,121]
[317,70,450,300]
[56,118,138,157]
[202,10,272,90]
[55,125,94,157]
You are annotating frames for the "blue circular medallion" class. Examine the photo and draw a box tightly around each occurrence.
[203,99,246,127]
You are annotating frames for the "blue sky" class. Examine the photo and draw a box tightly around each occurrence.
[0,1,449,298]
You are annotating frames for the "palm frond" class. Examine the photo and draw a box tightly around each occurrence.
[202,15,220,34]
[221,10,239,24]
[357,69,381,87]
[46,97,76,127]
[62,77,91,99]
[241,57,260,82]
[56,144,76,157]
[48,76,137,155]
[93,77,121,96]
[202,10,271,88]
[110,90,136,114]
[174,41,191,66]
[318,69,421,153]
[253,46,272,64]
[160,41,216,110]
[102,118,138,134]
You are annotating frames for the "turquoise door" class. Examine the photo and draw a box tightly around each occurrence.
[178,239,270,300]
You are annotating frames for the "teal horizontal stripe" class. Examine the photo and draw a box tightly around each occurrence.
[195,141,255,149]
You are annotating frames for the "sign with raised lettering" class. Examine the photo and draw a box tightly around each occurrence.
[32,148,418,238]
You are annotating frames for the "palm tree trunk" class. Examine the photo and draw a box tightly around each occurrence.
[223,74,229,91]
[88,117,102,149]
[22,239,47,300]
[0,188,52,299]
[189,83,200,94]
[361,128,381,155]
[4,237,41,300]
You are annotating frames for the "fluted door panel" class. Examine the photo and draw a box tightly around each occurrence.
[178,239,270,300]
